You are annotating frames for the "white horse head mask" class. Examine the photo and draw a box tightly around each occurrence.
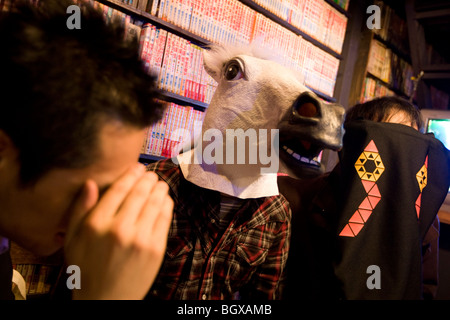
[177,44,345,198]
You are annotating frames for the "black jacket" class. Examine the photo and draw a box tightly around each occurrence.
[279,121,450,300]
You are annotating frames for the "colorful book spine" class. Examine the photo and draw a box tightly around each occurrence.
[147,122,157,154]
[141,103,208,157]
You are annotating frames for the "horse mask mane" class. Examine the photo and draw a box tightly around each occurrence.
[177,44,345,199]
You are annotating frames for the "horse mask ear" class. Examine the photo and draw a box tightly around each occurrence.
[202,48,222,83]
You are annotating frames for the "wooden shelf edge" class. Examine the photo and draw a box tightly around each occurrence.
[139,154,166,162]
[324,0,350,17]
[98,0,211,46]
[307,86,337,102]
[163,86,335,106]
[161,91,208,109]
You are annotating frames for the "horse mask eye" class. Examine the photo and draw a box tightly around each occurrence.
[224,60,244,81]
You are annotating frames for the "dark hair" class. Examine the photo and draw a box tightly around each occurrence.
[0,0,165,185]
[345,96,424,131]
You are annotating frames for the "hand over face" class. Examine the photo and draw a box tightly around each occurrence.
[64,163,173,300]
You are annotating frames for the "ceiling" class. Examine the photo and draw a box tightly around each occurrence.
[415,0,450,63]
[415,0,450,97]
[380,0,450,97]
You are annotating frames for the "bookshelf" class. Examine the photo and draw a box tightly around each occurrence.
[405,0,450,110]
[89,0,349,161]
[99,0,348,58]
[96,0,211,47]
[344,0,450,110]
[345,1,417,107]
[97,0,346,103]
[238,0,344,59]
[0,0,349,163]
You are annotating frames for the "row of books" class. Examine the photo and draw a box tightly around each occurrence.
[139,23,217,103]
[360,76,394,103]
[149,0,256,48]
[141,102,205,157]
[13,264,61,296]
[254,0,347,54]
[85,1,218,103]
[390,52,414,97]
[367,39,414,98]
[302,38,340,97]
[366,40,390,83]
[144,0,347,54]
[372,0,409,56]
[252,13,339,97]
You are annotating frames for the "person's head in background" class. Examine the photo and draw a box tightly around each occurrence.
[0,0,165,255]
[344,96,424,131]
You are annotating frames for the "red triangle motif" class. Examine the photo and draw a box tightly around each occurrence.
[349,223,364,236]
[349,211,365,224]
[425,155,428,168]
[364,140,378,153]
[359,197,373,210]
[362,180,376,193]
[339,224,355,237]
[368,196,381,209]
[416,204,421,218]
[416,193,422,206]
[368,184,381,197]
[358,209,372,222]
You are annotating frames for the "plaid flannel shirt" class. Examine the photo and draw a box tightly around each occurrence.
[145,159,291,300]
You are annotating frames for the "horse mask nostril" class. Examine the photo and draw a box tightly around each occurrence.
[291,91,321,123]
[297,102,318,118]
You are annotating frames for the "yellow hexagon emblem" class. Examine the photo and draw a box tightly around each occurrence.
[355,151,384,182]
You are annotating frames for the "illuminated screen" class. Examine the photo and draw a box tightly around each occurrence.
[427,119,450,150]
[427,119,450,193]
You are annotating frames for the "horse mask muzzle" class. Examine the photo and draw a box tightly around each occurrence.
[278,91,345,178]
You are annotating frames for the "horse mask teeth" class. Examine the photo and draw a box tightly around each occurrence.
[177,44,345,198]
